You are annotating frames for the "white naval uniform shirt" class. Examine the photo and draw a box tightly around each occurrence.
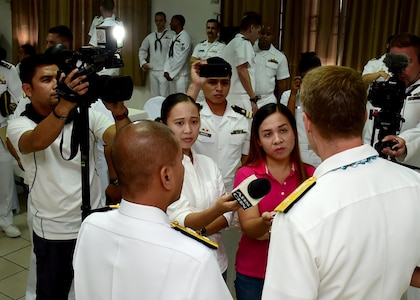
[74,200,233,300]
[222,33,256,111]
[263,145,420,300]
[138,29,175,71]
[0,60,22,126]
[191,39,226,60]
[193,101,251,192]
[166,150,232,273]
[163,29,193,79]
[254,45,290,108]
[362,53,388,76]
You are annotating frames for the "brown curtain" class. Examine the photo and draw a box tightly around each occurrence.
[10,0,149,86]
[221,0,420,80]
[283,0,340,76]
[11,0,39,60]
[221,0,282,46]
[340,0,420,72]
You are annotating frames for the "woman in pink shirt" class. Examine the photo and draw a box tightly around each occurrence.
[234,103,315,300]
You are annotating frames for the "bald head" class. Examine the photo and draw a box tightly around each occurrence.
[112,121,183,207]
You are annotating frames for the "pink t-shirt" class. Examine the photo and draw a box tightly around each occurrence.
[234,160,315,279]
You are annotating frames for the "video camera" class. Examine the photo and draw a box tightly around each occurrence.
[367,52,408,155]
[46,26,133,104]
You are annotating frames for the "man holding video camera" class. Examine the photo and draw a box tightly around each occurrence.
[7,54,130,300]
[364,33,420,170]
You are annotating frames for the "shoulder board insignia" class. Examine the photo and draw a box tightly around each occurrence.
[231,104,252,119]
[200,39,206,43]
[275,176,316,213]
[171,221,219,249]
[94,15,101,19]
[0,61,12,69]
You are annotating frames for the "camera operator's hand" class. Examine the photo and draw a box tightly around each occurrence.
[186,60,207,100]
[103,101,127,117]
[164,72,173,81]
[381,135,407,158]
[291,76,302,95]
[58,69,89,103]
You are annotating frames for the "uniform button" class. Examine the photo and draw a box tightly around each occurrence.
[283,181,287,185]
[281,192,285,196]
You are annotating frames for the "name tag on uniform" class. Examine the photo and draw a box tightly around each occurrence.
[199,131,211,138]
[231,129,246,134]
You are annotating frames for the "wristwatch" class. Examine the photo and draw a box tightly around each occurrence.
[110,178,119,186]
[199,227,207,236]
[250,96,261,103]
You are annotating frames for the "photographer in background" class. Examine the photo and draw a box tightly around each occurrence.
[7,54,130,299]
[88,0,123,76]
[46,25,73,50]
[363,33,420,170]
[0,47,23,238]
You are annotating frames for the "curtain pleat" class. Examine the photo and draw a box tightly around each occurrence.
[10,0,149,86]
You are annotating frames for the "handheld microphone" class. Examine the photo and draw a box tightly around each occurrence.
[232,175,271,210]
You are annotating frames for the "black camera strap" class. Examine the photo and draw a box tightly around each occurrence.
[59,107,81,161]
[22,103,79,160]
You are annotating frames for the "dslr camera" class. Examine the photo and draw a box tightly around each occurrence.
[368,52,408,155]
[47,26,133,104]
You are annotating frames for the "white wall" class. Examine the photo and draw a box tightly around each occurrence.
[151,0,221,47]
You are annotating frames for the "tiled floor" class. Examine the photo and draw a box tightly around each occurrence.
[0,192,30,300]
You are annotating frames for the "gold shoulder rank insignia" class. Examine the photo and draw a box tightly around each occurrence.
[0,61,12,69]
[171,221,219,249]
[275,176,316,213]
[231,104,252,119]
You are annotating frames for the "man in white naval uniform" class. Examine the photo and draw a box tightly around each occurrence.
[222,12,262,115]
[254,24,290,108]
[73,121,233,300]
[0,48,22,238]
[363,33,420,172]
[139,11,174,97]
[262,65,420,300]
[188,57,251,193]
[191,19,226,102]
[164,15,193,94]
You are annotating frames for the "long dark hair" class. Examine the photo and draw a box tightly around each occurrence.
[245,103,310,183]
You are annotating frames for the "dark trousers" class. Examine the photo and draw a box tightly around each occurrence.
[235,272,265,300]
[33,232,76,300]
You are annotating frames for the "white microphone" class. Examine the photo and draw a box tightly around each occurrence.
[232,175,271,210]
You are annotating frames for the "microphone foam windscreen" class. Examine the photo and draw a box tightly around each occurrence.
[248,178,271,198]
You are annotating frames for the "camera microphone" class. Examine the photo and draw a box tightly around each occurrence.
[232,175,271,210]
[384,52,409,75]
